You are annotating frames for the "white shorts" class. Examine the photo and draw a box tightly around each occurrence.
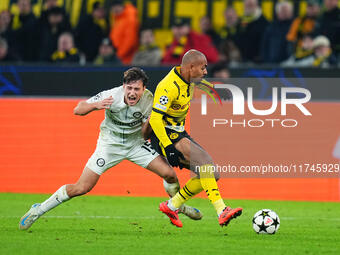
[86,140,159,175]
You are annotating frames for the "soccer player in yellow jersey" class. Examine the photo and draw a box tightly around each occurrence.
[149,49,242,228]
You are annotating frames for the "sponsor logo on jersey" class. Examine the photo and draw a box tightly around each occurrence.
[96,158,105,167]
[171,104,181,110]
[169,133,179,140]
[159,95,169,105]
[112,118,142,127]
[133,112,142,119]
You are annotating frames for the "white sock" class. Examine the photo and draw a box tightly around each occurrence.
[163,180,180,197]
[39,185,70,215]
[167,199,179,211]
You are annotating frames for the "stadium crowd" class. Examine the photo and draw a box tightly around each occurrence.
[0,0,340,68]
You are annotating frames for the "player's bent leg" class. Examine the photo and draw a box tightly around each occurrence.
[174,138,243,226]
[175,138,212,165]
[145,156,182,227]
[146,155,177,183]
[19,167,100,230]
[147,156,203,222]
[163,179,203,220]
[66,167,100,197]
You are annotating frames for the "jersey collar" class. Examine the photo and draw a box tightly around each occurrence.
[174,66,190,86]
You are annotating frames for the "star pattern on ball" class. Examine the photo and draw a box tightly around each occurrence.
[258,221,268,232]
[260,210,269,217]
[272,217,280,228]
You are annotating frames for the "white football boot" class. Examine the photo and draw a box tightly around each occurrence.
[19,203,42,230]
[179,204,203,220]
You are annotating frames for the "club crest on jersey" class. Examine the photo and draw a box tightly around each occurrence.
[171,104,181,110]
[96,158,105,167]
[169,133,179,140]
[159,95,169,105]
[93,93,102,101]
[133,112,142,119]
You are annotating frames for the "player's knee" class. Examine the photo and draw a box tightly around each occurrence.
[163,170,177,183]
[74,183,93,196]
[198,153,213,166]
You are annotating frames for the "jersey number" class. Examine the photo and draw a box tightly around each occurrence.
[141,141,157,155]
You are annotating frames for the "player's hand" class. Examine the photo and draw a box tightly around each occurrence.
[164,144,184,168]
[95,96,113,110]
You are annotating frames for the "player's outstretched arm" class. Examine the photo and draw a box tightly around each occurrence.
[74,96,113,116]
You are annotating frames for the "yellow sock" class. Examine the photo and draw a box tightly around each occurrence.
[212,199,226,215]
[170,177,204,208]
[199,164,226,215]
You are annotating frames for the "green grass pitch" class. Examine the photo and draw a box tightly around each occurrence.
[0,193,339,255]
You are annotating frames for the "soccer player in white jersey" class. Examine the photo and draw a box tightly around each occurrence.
[19,67,201,230]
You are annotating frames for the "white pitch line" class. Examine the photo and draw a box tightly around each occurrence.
[2,215,340,221]
[0,215,158,219]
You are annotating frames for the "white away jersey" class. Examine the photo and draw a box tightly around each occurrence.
[87,86,153,146]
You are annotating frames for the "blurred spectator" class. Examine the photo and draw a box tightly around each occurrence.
[0,37,19,62]
[287,0,320,50]
[0,11,16,55]
[218,40,242,66]
[281,34,314,66]
[39,0,63,27]
[314,0,340,55]
[38,7,71,61]
[132,28,161,66]
[0,11,12,40]
[237,0,269,62]
[94,38,121,65]
[51,32,80,63]
[11,0,37,61]
[109,0,139,64]
[44,0,59,9]
[200,16,221,48]
[210,61,231,101]
[162,18,218,64]
[261,1,294,63]
[76,1,108,62]
[220,7,240,43]
[211,61,230,79]
[282,35,337,67]
[219,7,242,64]
[312,35,337,67]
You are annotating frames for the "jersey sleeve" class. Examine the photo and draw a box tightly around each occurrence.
[149,83,178,148]
[142,90,154,123]
[86,89,114,103]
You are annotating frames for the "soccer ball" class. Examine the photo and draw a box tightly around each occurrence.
[252,209,280,234]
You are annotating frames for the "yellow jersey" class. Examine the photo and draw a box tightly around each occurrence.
[149,66,194,147]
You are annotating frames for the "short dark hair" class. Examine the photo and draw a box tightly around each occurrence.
[210,61,228,76]
[123,67,148,86]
